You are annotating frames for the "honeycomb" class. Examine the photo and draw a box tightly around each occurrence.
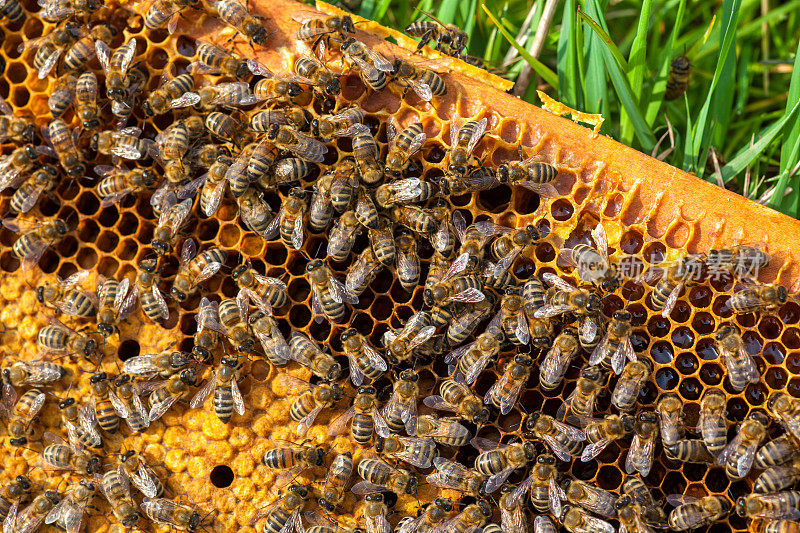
[0,0,799,531]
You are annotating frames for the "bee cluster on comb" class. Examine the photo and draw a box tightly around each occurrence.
[0,0,799,531]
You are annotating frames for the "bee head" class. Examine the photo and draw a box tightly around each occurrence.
[108,88,127,99]
[473,407,490,424]
[90,133,99,151]
[90,372,107,384]
[170,287,188,302]
[317,498,335,512]
[58,397,75,409]
[374,436,385,453]
[448,164,466,176]
[68,163,86,178]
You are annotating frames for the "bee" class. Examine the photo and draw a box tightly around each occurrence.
[232,260,289,313]
[205,111,252,147]
[190,356,244,422]
[288,332,342,381]
[266,188,306,250]
[265,123,327,163]
[707,244,771,281]
[46,118,85,177]
[261,442,325,474]
[62,25,114,72]
[0,97,34,144]
[279,374,344,436]
[589,309,635,375]
[563,479,617,518]
[487,225,547,283]
[414,414,470,447]
[496,146,559,197]
[655,391,684,446]
[447,116,487,177]
[292,11,355,55]
[91,127,154,160]
[170,240,226,301]
[381,368,419,435]
[58,395,102,449]
[34,272,95,318]
[48,74,76,118]
[0,387,45,446]
[730,283,790,314]
[394,229,421,292]
[268,156,314,188]
[211,0,273,46]
[118,450,164,499]
[140,368,198,422]
[405,10,468,58]
[757,432,800,470]
[196,156,232,216]
[340,38,393,91]
[769,391,800,443]
[560,224,618,291]
[145,0,199,32]
[484,353,533,416]
[142,499,210,532]
[614,495,655,533]
[754,455,800,493]
[665,439,715,464]
[526,453,563,516]
[539,326,580,391]
[237,187,276,238]
[0,476,32,521]
[95,38,137,102]
[623,476,668,529]
[397,497,453,533]
[311,107,368,141]
[37,432,102,475]
[445,330,500,385]
[424,252,485,308]
[352,130,383,185]
[695,387,728,457]
[157,117,206,182]
[665,494,730,530]
[40,0,103,22]
[425,456,487,498]
[307,259,358,324]
[392,205,439,237]
[535,275,602,351]
[374,410,438,469]
[218,297,255,353]
[151,193,192,256]
[43,479,95,533]
[0,144,39,190]
[109,374,149,433]
[525,412,585,462]
[97,468,142,528]
[129,258,170,323]
[328,385,378,445]
[424,377,490,425]
[761,520,800,533]
[488,290,532,346]
[648,255,703,317]
[194,81,256,110]
[714,323,760,392]
[250,72,305,106]
[531,516,556,533]
[611,358,653,412]
[497,478,534,533]
[561,505,615,533]
[3,491,62,533]
[446,297,494,348]
[625,412,659,477]
[96,165,160,207]
[446,501,493,533]
[54,77,89,130]
[143,73,199,117]
[427,203,459,258]
[352,457,418,495]
[581,414,633,462]
[317,452,353,512]
[362,492,392,533]
[374,177,435,211]
[10,165,58,215]
[0,0,23,24]
[191,42,250,79]
[308,172,337,232]
[736,492,800,520]
[294,55,341,96]
[557,366,605,424]
[345,245,383,296]
[718,410,770,479]
[340,328,387,386]
[383,121,427,180]
[257,484,308,533]
[470,438,536,493]
[391,58,448,101]
[248,310,290,367]
[664,55,691,100]
[24,23,82,78]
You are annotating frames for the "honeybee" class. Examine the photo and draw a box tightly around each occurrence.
[261,442,325,475]
[446,297,494,349]
[329,384,377,445]
[382,121,427,179]
[525,453,563,516]
[118,450,164,499]
[754,456,800,493]
[381,368,419,435]
[374,410,437,469]
[665,439,715,464]
[309,172,337,231]
[218,297,255,353]
[394,229,421,292]
[707,244,771,281]
[48,74,76,118]
[237,187,276,238]
[405,10,468,58]
[0,97,34,144]
[698,387,727,456]
[736,492,800,520]
[96,468,142,528]
[714,323,760,392]
[37,432,102,475]
[381,311,436,365]
[445,501,492,533]
[233,260,289,314]
[265,188,306,250]
[655,391,684,446]
[340,38,393,91]
[58,395,102,449]
[0,145,39,190]
[10,165,58,215]
[191,42,250,79]
[718,410,770,479]
[469,438,536,493]
[531,516,556,533]
[0,476,32,521]
[142,499,211,532]
[3,491,62,533]
[109,374,150,433]
[151,193,192,256]
[292,11,355,55]
[293,55,341,96]
[535,274,601,348]
[412,414,469,448]
[581,414,632,461]
[211,0,273,46]
[559,225,618,292]
[124,349,192,379]
[445,330,500,386]
[614,495,655,533]
[396,497,452,533]
[612,358,653,412]
[447,116,487,177]
[561,505,615,533]
[368,218,396,268]
[279,374,344,436]
[190,356,245,422]
[96,165,160,207]
[43,479,95,533]
[139,368,198,422]
[563,479,617,518]
[0,387,46,446]
[23,23,82,78]
[666,494,729,530]
[664,55,691,100]
[496,478,533,533]
[352,130,383,185]
[557,366,605,424]
[626,412,659,477]
[769,392,800,443]
[622,476,668,529]
[263,123,326,164]
[46,118,85,177]
[424,252,485,307]
[730,283,790,314]
[647,255,702,317]
[194,81,256,110]
[761,520,800,533]
[354,188,379,230]
[589,309,635,375]
[95,38,137,102]
[205,111,252,147]
[145,0,198,33]
[345,245,383,296]
[318,455,356,515]
[525,412,586,462]
[352,457,417,495]
[484,353,533,416]
[306,259,358,324]
[143,73,199,117]
[36,270,96,317]
[311,107,368,141]
[0,0,23,25]
[496,146,559,197]
[424,377,490,425]
[39,0,103,22]
[756,432,800,470]
[249,310,291,367]
[91,127,154,161]
[170,240,226,301]
[288,332,342,381]
[340,329,387,386]
[539,326,580,391]
[256,484,308,533]
[129,258,170,323]
[391,58,448,101]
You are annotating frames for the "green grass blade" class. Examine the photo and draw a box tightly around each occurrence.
[711,0,739,150]
[581,0,608,115]
[682,95,695,171]
[577,5,629,72]
[480,3,559,90]
[644,0,686,127]
[457,0,478,39]
[771,37,800,213]
[734,44,752,116]
[620,0,653,145]
[557,0,579,108]
[436,0,458,23]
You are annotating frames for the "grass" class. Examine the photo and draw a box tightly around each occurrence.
[327,0,800,219]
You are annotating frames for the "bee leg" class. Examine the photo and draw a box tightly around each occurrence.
[415,29,435,53]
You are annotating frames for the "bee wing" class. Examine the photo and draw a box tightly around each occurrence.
[296,405,323,436]
[442,251,470,281]
[0,96,11,115]
[346,352,364,386]
[350,480,387,495]
[94,40,111,75]
[246,58,274,77]
[405,398,419,435]
[151,285,170,321]
[493,248,521,278]
[286,131,327,163]
[465,117,488,154]
[422,395,456,413]
[178,174,207,201]
[169,92,201,108]
[448,287,485,303]
[148,390,180,421]
[581,437,612,462]
[131,463,159,498]
[142,498,182,522]
[451,209,466,241]
[372,407,391,437]
[407,78,433,101]
[740,348,760,384]
[581,317,598,344]
[515,309,530,345]
[661,280,685,318]
[311,289,325,324]
[736,441,758,478]
[38,49,63,79]
[180,238,197,267]
[79,403,102,441]
[625,435,640,474]
[498,380,524,415]
[330,276,359,304]
[44,496,67,525]
[196,261,223,284]
[327,405,355,436]
[445,341,474,364]
[117,39,138,74]
[591,223,609,263]
[363,343,388,371]
[292,214,305,249]
[549,475,564,516]
[204,179,226,217]
[365,49,394,72]
[108,390,130,418]
[585,516,615,533]
[20,240,48,272]
[189,373,217,409]
[231,376,245,415]
[542,272,576,291]
[121,284,139,319]
[3,500,18,533]
[157,191,178,226]
[534,516,556,533]
[638,436,656,477]
[483,466,514,493]
[463,351,494,385]
[28,390,46,418]
[133,394,150,428]
[666,494,698,507]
